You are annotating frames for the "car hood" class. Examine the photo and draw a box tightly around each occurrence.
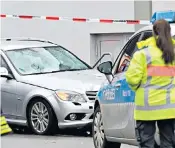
[19,69,106,93]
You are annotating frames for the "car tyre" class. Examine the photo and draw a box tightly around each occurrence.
[27,98,58,135]
[155,143,160,148]
[93,106,121,148]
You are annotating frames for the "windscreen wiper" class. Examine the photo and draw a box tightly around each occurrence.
[26,70,61,75]
[57,68,88,72]
[26,72,51,75]
[26,68,88,75]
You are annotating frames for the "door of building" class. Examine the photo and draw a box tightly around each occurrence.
[93,33,132,67]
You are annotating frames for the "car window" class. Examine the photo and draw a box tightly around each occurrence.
[129,31,153,58]
[116,31,153,73]
[141,31,153,40]
[0,55,10,71]
[114,33,141,74]
[113,31,174,75]
[5,46,91,75]
[125,34,141,57]
[5,48,61,75]
[45,46,91,70]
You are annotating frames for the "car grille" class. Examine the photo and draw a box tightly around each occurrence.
[86,91,97,101]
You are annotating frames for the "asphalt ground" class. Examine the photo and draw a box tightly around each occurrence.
[1,127,137,148]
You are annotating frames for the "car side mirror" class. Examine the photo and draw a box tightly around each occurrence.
[97,61,113,83]
[0,67,13,79]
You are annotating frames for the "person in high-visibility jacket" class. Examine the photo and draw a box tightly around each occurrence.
[126,19,175,148]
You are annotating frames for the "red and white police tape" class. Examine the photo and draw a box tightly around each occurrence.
[0,14,151,25]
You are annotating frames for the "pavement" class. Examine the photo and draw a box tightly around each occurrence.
[1,127,137,148]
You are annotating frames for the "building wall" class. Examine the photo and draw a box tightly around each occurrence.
[152,1,175,13]
[1,1,135,65]
[134,1,152,31]
[1,1,175,65]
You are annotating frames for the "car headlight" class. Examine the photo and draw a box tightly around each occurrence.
[56,90,87,103]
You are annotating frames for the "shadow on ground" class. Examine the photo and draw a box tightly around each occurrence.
[9,124,92,137]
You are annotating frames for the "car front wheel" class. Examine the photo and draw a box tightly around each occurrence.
[27,98,57,135]
[92,106,121,148]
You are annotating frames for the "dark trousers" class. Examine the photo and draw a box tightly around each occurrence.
[135,119,175,148]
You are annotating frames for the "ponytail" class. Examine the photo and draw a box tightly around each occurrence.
[153,19,175,64]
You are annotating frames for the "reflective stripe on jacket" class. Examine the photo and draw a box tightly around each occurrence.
[126,37,175,120]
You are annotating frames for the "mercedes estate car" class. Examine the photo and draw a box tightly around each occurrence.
[92,13,175,148]
[0,38,106,135]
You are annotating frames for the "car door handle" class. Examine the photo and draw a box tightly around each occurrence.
[17,97,21,100]
[114,83,121,88]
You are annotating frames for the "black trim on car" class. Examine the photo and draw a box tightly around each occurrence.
[0,54,15,79]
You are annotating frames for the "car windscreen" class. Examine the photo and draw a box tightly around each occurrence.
[5,46,90,75]
[45,46,91,71]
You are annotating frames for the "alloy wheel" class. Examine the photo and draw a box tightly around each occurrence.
[93,111,105,148]
[30,102,49,133]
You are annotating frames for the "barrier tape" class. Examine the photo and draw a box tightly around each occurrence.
[0,14,151,25]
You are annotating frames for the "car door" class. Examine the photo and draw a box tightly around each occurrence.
[99,33,142,138]
[0,55,18,119]
[113,31,153,139]
[100,31,154,140]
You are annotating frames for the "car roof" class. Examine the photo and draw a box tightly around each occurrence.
[129,24,175,39]
[0,38,57,51]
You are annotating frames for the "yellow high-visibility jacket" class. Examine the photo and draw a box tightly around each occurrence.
[126,37,175,120]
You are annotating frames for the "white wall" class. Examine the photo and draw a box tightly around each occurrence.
[1,1,135,65]
[134,1,152,31]
[152,1,175,13]
[2,1,174,64]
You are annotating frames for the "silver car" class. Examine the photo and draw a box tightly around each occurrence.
[92,24,175,148]
[0,38,105,135]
